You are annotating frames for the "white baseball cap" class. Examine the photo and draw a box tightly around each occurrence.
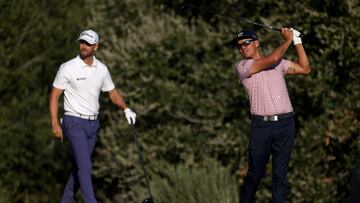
[77,29,99,45]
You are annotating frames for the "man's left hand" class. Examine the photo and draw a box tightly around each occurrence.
[124,108,137,124]
[291,28,302,45]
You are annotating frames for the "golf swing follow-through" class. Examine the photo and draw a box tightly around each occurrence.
[181,4,311,202]
[181,4,310,201]
[232,27,311,202]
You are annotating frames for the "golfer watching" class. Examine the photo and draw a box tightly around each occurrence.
[49,29,136,203]
[232,28,311,203]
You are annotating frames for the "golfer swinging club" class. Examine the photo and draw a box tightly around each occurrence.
[232,28,311,203]
[49,29,136,203]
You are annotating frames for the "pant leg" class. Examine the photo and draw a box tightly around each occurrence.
[61,116,99,203]
[240,119,273,203]
[61,160,80,203]
[271,117,295,203]
[343,155,360,203]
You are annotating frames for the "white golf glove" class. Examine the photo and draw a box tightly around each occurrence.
[291,28,302,45]
[124,108,136,125]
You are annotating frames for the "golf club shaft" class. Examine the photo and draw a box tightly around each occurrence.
[180,4,281,31]
[131,121,154,201]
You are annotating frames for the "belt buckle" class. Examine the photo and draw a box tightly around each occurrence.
[271,115,278,121]
[80,114,96,120]
[263,115,278,121]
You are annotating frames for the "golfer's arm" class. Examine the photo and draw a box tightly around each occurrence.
[287,44,311,75]
[49,87,63,125]
[250,39,292,75]
[108,89,128,110]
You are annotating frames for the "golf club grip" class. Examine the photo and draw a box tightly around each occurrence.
[275,28,304,38]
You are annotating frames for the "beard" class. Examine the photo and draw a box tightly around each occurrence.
[80,50,93,59]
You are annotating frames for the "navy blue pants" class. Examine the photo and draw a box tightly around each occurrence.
[61,115,100,203]
[240,115,295,203]
[343,155,360,203]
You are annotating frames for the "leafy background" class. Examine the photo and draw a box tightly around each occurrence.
[0,0,359,202]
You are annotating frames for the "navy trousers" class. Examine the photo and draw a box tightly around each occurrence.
[240,115,295,203]
[343,155,360,203]
[61,115,100,203]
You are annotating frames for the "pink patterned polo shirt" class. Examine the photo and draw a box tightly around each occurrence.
[236,59,293,116]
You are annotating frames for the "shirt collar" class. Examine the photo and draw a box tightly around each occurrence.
[77,55,97,68]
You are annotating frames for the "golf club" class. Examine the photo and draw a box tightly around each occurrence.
[179,4,281,31]
[179,3,303,45]
[130,119,154,203]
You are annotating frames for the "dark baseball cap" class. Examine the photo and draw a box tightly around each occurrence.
[230,30,258,46]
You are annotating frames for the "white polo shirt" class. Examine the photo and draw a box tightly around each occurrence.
[53,55,115,115]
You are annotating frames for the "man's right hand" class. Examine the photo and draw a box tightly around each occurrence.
[281,28,293,42]
[51,121,63,141]
[49,87,64,141]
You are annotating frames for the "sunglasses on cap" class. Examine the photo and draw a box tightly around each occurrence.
[236,39,255,49]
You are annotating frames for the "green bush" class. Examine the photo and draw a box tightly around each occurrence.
[145,159,239,203]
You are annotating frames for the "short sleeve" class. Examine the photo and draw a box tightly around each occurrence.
[275,59,290,75]
[101,68,115,92]
[236,59,254,81]
[52,64,69,89]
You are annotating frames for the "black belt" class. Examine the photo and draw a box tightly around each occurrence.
[252,112,293,122]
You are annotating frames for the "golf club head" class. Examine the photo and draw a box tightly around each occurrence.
[142,197,154,203]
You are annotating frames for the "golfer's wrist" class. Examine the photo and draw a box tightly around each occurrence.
[51,118,60,125]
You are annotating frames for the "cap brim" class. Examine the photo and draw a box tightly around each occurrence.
[229,37,241,47]
[77,37,97,45]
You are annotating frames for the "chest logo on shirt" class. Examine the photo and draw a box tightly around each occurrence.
[76,77,87,81]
